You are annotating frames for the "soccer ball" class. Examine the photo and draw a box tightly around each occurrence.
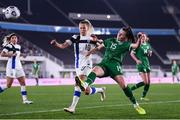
[3,6,20,19]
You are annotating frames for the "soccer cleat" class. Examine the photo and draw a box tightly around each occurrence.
[100,87,106,101]
[75,76,87,91]
[23,100,33,104]
[64,107,75,114]
[140,97,150,101]
[134,105,146,115]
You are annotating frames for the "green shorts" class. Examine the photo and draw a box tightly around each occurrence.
[97,60,123,78]
[137,64,151,73]
[172,72,177,76]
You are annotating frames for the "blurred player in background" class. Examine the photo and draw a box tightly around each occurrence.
[76,27,146,115]
[171,60,180,83]
[50,19,106,114]
[130,32,152,101]
[32,59,40,86]
[0,33,33,104]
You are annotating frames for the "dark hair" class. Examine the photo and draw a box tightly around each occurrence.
[137,32,143,38]
[122,26,135,43]
[6,33,17,41]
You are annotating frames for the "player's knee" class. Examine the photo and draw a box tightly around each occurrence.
[84,87,90,95]
[85,91,90,95]
[144,81,150,85]
[92,66,100,73]
[121,84,126,89]
[19,82,26,86]
[7,84,12,88]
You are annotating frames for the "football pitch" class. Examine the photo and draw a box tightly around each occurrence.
[0,84,180,119]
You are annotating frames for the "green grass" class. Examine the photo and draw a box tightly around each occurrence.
[0,84,180,119]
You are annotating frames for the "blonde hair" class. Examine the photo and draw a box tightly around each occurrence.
[79,19,94,36]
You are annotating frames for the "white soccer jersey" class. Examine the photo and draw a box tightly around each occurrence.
[66,35,96,76]
[2,44,25,78]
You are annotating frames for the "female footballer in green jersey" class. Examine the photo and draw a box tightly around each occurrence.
[130,32,152,101]
[171,60,180,83]
[75,27,146,115]
[32,59,40,86]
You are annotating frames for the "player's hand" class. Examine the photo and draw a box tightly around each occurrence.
[147,50,152,57]
[91,34,98,42]
[8,52,17,58]
[50,40,57,46]
[85,52,91,57]
[136,60,142,64]
[21,53,27,58]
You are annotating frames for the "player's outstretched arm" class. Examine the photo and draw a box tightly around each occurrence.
[50,39,70,49]
[131,38,140,49]
[86,44,104,57]
[1,51,17,57]
[130,50,142,65]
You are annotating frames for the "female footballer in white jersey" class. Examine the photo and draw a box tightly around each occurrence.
[51,19,106,114]
[0,33,33,104]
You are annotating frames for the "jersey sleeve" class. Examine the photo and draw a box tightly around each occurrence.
[103,38,111,47]
[148,43,153,52]
[177,65,180,72]
[2,44,12,53]
[65,39,73,45]
[125,42,132,51]
[66,35,80,45]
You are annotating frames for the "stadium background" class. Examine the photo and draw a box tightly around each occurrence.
[0,0,180,119]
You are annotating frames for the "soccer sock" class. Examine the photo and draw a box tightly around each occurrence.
[85,72,96,85]
[123,86,136,104]
[131,82,145,91]
[21,86,28,101]
[177,77,180,82]
[0,86,7,93]
[89,87,103,95]
[142,84,150,98]
[35,78,39,85]
[70,86,81,109]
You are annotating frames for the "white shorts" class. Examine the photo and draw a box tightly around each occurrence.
[6,68,25,78]
[33,73,39,78]
[75,65,92,76]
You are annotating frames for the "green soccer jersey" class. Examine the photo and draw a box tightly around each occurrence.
[172,63,179,75]
[33,63,40,75]
[102,38,132,64]
[133,42,151,72]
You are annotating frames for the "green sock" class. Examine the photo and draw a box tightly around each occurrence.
[131,82,145,91]
[123,86,136,104]
[86,72,96,85]
[142,84,150,98]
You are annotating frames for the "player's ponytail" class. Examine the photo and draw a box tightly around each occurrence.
[2,33,16,47]
[122,26,135,43]
[2,36,9,47]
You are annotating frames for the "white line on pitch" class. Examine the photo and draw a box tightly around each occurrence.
[0,99,180,116]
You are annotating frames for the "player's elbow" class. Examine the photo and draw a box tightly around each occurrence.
[0,52,6,57]
[130,51,135,57]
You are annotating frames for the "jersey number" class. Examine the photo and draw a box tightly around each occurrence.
[110,43,117,50]
[116,65,121,72]
[85,44,91,51]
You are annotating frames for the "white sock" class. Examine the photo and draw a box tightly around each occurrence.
[133,102,139,108]
[70,86,81,109]
[21,86,27,101]
[89,87,103,95]
[95,88,103,93]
